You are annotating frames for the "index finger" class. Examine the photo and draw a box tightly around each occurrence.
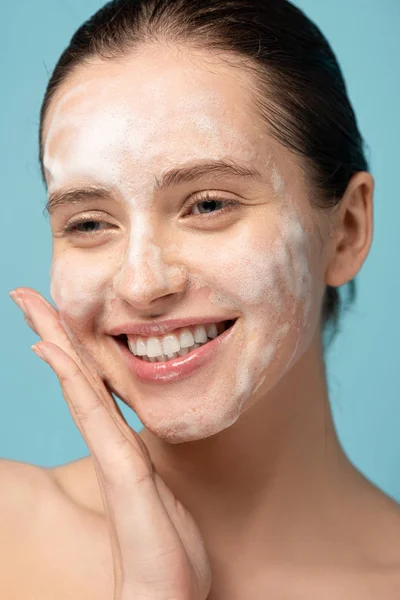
[14,289,116,412]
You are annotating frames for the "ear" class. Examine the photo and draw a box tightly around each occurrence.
[325,171,374,287]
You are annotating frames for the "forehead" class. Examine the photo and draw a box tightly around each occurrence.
[42,46,277,188]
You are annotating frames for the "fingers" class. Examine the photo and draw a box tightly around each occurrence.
[31,340,153,485]
[13,290,81,360]
[12,286,60,320]
[24,312,37,334]
[10,288,114,411]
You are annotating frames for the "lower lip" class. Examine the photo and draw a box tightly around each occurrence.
[114,320,237,384]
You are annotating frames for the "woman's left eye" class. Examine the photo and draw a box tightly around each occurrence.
[186,197,240,216]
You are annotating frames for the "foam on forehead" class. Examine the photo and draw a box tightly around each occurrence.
[42,67,274,205]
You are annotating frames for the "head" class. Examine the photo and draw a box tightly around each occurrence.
[39,0,373,443]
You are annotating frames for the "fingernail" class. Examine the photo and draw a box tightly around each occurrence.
[31,344,48,362]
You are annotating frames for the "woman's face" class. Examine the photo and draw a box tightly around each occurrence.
[42,45,328,443]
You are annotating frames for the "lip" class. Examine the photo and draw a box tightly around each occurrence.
[109,316,232,337]
[113,319,238,384]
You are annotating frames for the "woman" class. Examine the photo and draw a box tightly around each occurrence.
[4,0,400,598]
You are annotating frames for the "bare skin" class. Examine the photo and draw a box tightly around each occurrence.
[53,333,400,598]
[3,44,400,598]
[1,329,400,599]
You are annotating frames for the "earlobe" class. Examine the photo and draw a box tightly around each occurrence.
[324,172,374,288]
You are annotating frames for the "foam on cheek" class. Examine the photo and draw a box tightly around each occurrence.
[50,256,111,322]
[199,167,315,414]
[279,216,314,325]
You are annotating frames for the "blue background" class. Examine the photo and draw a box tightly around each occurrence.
[1,1,399,500]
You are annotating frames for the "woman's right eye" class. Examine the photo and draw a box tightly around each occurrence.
[61,218,116,236]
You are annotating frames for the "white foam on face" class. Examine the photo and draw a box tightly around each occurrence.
[44,47,323,443]
[202,199,316,419]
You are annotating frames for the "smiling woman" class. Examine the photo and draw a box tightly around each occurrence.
[3,0,400,599]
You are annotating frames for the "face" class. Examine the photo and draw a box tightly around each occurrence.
[42,44,328,443]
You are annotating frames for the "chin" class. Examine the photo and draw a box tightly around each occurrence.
[139,410,242,444]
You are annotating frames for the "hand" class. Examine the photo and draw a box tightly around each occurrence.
[9,287,212,600]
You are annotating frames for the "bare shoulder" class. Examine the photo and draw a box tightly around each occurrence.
[0,457,54,533]
[0,459,55,595]
[0,458,113,599]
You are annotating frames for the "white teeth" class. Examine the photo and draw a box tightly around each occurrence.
[137,342,205,363]
[179,329,195,348]
[194,325,208,343]
[147,337,163,358]
[206,323,218,339]
[135,338,147,356]
[127,338,136,355]
[126,321,230,360]
[162,334,181,355]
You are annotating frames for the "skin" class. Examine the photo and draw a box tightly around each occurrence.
[8,43,400,597]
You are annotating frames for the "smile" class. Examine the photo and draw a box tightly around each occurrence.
[125,320,233,362]
[113,319,237,383]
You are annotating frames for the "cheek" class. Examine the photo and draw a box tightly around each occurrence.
[50,256,113,329]
[181,213,321,403]
[210,222,312,352]
[181,216,315,325]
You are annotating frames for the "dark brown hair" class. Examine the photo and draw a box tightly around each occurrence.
[39,0,370,347]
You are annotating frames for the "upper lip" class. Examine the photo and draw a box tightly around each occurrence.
[109,316,236,337]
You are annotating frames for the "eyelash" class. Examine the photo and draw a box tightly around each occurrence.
[60,193,241,236]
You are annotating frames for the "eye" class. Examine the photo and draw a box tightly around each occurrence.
[68,220,107,233]
[60,214,116,236]
[186,193,240,217]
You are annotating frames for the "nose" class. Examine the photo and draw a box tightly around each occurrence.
[112,235,188,313]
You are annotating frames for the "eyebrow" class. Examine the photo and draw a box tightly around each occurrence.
[44,159,264,215]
